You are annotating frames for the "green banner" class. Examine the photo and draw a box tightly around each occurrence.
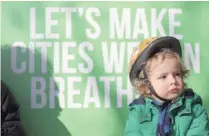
[1,2,209,136]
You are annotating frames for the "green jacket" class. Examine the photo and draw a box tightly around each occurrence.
[124,89,209,136]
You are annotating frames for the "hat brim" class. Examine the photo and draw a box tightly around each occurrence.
[129,36,182,86]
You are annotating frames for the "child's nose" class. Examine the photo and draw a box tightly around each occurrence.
[169,75,177,84]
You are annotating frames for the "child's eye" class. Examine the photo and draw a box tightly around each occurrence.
[175,72,181,76]
[159,76,166,79]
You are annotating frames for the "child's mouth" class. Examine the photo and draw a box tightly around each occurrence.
[169,88,179,93]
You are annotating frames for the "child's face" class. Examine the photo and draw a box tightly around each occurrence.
[148,57,183,102]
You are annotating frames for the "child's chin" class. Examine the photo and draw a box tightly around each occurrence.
[168,93,182,101]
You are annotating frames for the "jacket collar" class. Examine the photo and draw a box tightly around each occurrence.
[130,89,202,124]
[144,90,196,117]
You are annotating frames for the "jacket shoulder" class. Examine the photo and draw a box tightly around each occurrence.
[1,81,19,115]
[128,96,146,111]
[184,88,206,117]
[129,96,145,106]
[184,88,202,105]
[1,81,9,103]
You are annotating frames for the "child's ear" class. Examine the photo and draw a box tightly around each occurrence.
[146,89,151,94]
